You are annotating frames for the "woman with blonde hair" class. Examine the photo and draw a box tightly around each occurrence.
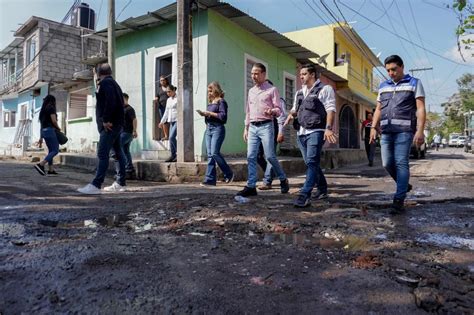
[197,81,234,186]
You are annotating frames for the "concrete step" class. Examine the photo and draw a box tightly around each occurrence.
[60,149,367,183]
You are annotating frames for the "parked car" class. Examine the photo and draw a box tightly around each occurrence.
[411,141,426,159]
[464,135,472,152]
[457,135,467,147]
[411,130,429,159]
[448,133,460,147]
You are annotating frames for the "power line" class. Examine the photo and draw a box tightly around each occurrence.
[358,0,394,32]
[407,0,436,100]
[304,0,331,25]
[116,0,132,20]
[325,0,387,80]
[337,0,471,67]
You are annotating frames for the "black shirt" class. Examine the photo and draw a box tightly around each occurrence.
[157,87,168,108]
[95,76,125,132]
[40,106,56,129]
[123,104,136,134]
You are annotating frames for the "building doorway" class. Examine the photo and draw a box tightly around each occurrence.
[339,105,358,149]
[154,54,172,141]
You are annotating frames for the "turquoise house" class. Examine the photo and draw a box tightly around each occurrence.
[87,0,316,161]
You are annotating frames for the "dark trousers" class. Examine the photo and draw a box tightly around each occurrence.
[364,138,376,163]
[92,126,126,188]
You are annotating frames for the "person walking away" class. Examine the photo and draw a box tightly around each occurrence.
[77,63,127,194]
[155,75,170,140]
[237,63,289,197]
[433,133,441,151]
[159,85,178,162]
[198,81,234,186]
[120,93,138,177]
[361,112,376,166]
[370,55,426,215]
[284,64,337,208]
[34,95,61,176]
[257,79,288,190]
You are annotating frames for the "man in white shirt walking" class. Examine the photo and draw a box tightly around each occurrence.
[285,64,337,207]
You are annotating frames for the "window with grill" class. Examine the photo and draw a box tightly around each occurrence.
[284,76,295,109]
[68,92,87,120]
[3,111,16,127]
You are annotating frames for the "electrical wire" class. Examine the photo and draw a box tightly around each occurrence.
[321,0,387,80]
[116,0,132,20]
[357,0,395,32]
[337,0,471,67]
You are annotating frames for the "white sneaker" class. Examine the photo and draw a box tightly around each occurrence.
[77,184,102,195]
[103,181,127,192]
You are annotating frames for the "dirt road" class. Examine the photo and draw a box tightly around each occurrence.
[0,148,473,314]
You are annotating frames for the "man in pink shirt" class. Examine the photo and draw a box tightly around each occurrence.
[236,63,289,197]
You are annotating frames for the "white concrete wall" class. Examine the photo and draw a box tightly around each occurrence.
[65,92,99,153]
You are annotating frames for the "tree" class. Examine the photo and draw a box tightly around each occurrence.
[451,0,473,61]
[456,73,474,111]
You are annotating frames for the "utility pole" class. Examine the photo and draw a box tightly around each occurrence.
[408,67,433,76]
[409,67,433,112]
[177,0,194,162]
[108,0,116,75]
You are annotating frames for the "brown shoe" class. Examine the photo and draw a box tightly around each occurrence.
[258,183,272,190]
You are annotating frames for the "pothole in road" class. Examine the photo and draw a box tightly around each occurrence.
[0,222,25,237]
[37,214,153,233]
[416,233,474,250]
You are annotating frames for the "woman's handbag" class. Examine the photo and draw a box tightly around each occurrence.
[55,129,68,145]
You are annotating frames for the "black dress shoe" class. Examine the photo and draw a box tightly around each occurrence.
[236,186,257,197]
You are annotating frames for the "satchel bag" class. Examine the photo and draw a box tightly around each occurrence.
[55,129,68,145]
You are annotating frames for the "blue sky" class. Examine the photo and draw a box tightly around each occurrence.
[1,0,472,113]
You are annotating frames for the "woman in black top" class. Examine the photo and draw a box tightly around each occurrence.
[34,95,61,176]
[197,81,234,186]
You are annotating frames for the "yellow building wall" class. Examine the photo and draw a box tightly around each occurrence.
[285,25,378,105]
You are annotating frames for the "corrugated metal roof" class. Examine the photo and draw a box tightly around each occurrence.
[95,0,319,63]
[0,38,24,59]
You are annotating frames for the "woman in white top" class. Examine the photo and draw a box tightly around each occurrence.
[159,85,178,162]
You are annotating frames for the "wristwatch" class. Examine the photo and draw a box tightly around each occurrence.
[325,125,333,131]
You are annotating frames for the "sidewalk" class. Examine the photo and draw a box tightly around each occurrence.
[59,148,367,182]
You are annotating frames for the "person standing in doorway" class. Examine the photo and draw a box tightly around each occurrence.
[284,64,337,208]
[121,93,138,177]
[155,75,170,140]
[198,81,234,186]
[159,85,178,162]
[370,55,426,214]
[361,112,376,166]
[237,63,290,197]
[34,95,61,176]
[78,63,127,194]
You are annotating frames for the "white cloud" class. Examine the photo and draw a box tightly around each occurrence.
[444,35,474,65]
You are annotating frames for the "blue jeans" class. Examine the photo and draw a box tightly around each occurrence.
[169,121,177,158]
[247,121,286,188]
[120,132,134,172]
[41,127,59,165]
[297,131,327,196]
[257,119,278,185]
[92,126,126,188]
[204,124,233,184]
[380,132,414,201]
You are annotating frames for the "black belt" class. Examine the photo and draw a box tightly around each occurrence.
[250,120,272,126]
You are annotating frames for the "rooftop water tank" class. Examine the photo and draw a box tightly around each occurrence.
[71,3,95,30]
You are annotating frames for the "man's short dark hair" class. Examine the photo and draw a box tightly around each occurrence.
[123,93,129,99]
[384,55,404,67]
[252,63,266,73]
[98,63,112,76]
[301,63,318,76]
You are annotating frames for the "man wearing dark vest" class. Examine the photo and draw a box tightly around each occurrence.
[285,64,337,207]
[370,55,426,214]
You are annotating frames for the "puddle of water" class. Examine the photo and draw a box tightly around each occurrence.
[263,233,345,249]
[416,233,474,250]
[0,222,25,237]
